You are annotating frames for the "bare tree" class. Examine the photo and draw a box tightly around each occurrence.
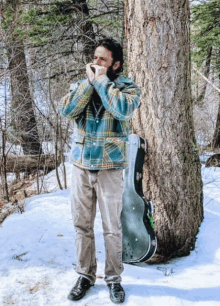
[193,46,212,106]
[210,102,220,148]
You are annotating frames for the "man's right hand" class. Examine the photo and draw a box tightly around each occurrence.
[86,63,95,84]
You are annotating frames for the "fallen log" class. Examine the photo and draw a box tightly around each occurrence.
[205,154,220,167]
[0,154,61,173]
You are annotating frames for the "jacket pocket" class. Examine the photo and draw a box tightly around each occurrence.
[103,136,126,164]
[69,134,84,162]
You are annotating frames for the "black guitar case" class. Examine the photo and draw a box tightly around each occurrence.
[122,134,157,263]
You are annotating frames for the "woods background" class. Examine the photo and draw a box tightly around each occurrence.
[0,0,220,262]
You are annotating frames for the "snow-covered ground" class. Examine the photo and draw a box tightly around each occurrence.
[0,163,220,306]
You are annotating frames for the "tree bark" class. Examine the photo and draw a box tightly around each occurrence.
[0,154,60,173]
[210,74,220,148]
[125,0,203,259]
[210,104,220,148]
[1,129,10,201]
[76,0,96,61]
[2,0,42,155]
[194,46,212,105]
[7,41,43,155]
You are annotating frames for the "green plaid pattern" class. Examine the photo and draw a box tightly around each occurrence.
[59,74,141,170]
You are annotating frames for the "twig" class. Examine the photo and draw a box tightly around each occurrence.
[192,66,220,93]
[12,252,29,261]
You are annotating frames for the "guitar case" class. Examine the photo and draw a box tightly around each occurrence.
[122,134,157,263]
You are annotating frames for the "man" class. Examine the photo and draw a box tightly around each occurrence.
[60,38,141,304]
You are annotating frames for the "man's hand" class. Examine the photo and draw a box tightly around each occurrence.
[86,63,95,84]
[86,64,107,84]
[93,65,107,79]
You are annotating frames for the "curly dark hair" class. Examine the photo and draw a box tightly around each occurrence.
[94,38,123,73]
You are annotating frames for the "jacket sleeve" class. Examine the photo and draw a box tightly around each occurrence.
[59,79,93,119]
[92,75,141,121]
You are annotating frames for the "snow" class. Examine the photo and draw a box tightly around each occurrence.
[1,162,220,306]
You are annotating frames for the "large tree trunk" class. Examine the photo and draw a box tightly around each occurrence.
[2,0,42,155]
[125,0,203,260]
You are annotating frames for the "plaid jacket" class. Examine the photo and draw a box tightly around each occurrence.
[59,74,141,170]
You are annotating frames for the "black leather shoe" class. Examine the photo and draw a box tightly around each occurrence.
[67,276,93,301]
[107,283,125,304]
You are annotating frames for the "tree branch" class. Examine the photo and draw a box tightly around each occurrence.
[192,66,220,94]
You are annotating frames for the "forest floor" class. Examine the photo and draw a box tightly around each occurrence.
[0,157,220,306]
[0,174,42,224]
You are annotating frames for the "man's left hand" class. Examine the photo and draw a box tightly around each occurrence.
[92,65,107,80]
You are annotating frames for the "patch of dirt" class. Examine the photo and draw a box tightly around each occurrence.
[28,278,51,294]
[28,282,42,294]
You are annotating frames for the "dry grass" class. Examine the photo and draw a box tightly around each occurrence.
[0,173,39,225]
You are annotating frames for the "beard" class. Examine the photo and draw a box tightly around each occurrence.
[107,64,118,81]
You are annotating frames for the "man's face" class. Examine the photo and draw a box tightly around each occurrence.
[93,46,120,79]
[93,46,113,68]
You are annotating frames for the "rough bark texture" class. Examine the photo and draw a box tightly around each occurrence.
[210,103,220,148]
[195,46,212,105]
[77,0,96,60]
[2,0,42,155]
[125,0,203,259]
[210,76,220,148]
[8,42,43,155]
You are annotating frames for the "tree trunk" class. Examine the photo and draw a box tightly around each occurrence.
[125,0,203,260]
[210,75,220,148]
[194,46,212,105]
[210,104,220,148]
[7,41,43,155]
[1,129,10,201]
[2,0,42,155]
[77,0,96,61]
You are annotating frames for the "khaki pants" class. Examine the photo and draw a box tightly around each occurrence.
[71,165,124,284]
